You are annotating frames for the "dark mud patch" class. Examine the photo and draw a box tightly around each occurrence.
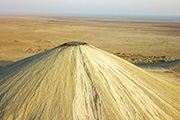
[134,59,180,72]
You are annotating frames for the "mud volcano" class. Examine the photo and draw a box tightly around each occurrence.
[0,42,180,120]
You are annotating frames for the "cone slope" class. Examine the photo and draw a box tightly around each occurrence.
[0,43,180,120]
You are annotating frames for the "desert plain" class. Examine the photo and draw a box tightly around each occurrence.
[0,15,180,74]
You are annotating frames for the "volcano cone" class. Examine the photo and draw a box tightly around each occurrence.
[0,42,180,120]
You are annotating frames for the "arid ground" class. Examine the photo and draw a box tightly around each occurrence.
[0,15,180,75]
[0,15,180,61]
[0,15,180,120]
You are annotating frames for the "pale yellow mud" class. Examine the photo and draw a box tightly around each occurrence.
[0,42,180,120]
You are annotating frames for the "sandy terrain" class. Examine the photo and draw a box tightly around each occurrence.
[0,15,180,63]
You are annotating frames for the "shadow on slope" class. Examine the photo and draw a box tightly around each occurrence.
[0,61,13,68]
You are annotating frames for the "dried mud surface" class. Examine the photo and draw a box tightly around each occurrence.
[0,44,180,120]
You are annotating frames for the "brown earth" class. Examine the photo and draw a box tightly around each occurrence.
[115,53,176,63]
[0,15,180,63]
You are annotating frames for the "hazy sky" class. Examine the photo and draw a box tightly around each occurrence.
[0,0,180,16]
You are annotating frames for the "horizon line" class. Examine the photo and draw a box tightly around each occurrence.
[0,13,180,20]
